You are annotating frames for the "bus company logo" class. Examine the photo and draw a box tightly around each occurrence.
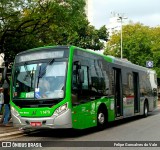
[2,142,11,147]
[32,110,37,115]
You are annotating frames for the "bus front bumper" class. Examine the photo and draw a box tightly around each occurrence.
[11,109,72,129]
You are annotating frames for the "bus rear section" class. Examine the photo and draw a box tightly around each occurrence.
[148,70,158,110]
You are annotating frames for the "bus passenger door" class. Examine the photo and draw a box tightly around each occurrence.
[71,64,95,129]
[113,68,123,117]
[133,72,140,113]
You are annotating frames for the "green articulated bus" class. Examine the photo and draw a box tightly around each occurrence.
[10,45,158,130]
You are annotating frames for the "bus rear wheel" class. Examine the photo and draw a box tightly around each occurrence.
[97,109,107,130]
[143,102,148,117]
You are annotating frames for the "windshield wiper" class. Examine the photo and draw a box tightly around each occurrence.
[36,58,55,88]
[23,62,31,81]
[37,64,42,88]
[30,67,34,89]
[38,58,55,78]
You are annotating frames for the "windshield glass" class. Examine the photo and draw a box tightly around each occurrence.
[13,60,66,100]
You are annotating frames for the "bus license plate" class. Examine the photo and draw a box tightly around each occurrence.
[30,122,42,127]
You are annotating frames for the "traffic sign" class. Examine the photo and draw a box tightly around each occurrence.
[146,61,153,68]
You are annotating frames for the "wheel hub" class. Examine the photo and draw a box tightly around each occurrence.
[98,113,105,124]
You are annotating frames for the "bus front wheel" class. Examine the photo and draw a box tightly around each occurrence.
[97,108,107,130]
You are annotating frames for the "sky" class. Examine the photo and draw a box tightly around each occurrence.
[91,0,160,29]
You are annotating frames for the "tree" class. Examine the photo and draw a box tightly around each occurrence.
[104,23,160,77]
[0,0,108,63]
[0,0,46,60]
[71,25,108,50]
[97,25,108,41]
[150,26,160,76]
[0,0,86,59]
[105,23,152,65]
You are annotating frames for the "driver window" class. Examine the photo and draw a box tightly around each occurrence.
[71,64,89,104]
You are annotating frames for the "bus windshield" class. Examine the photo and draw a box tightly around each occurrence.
[13,60,67,100]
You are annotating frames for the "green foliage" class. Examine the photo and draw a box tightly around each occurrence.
[73,25,107,50]
[0,0,108,62]
[104,23,160,77]
[97,25,108,41]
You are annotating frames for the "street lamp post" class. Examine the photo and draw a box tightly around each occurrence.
[117,15,127,59]
[119,17,123,59]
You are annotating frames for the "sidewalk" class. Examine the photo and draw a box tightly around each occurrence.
[0,116,23,140]
[0,101,160,140]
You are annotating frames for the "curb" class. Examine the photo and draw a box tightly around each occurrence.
[0,130,23,139]
[0,128,40,141]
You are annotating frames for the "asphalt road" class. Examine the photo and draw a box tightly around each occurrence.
[2,108,160,150]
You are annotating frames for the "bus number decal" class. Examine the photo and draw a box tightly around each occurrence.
[40,110,51,115]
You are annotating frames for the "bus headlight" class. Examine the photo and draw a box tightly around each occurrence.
[54,103,68,116]
[11,106,19,116]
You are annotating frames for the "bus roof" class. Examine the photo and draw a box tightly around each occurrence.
[16,45,154,73]
[73,46,153,73]
[16,46,69,56]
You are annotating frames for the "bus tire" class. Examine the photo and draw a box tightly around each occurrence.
[97,108,107,130]
[143,101,148,117]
